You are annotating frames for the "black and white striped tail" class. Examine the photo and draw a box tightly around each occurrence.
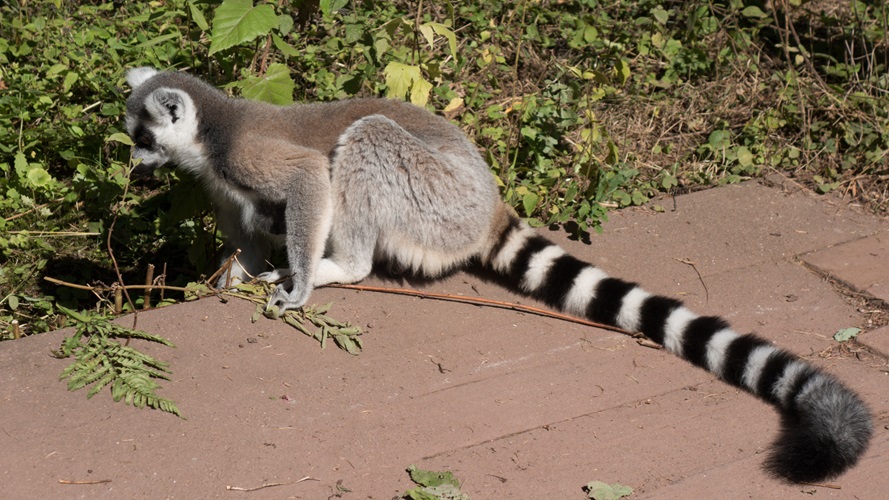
[485,216,872,483]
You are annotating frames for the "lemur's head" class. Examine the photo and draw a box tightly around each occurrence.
[124,67,207,175]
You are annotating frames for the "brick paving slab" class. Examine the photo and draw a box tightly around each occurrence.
[801,230,889,304]
[2,180,888,499]
[861,325,889,358]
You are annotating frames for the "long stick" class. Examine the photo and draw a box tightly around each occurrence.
[323,283,636,337]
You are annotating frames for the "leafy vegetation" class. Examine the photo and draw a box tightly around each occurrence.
[52,305,183,417]
[1,0,886,340]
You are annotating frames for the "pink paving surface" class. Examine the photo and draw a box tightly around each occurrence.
[2,179,887,499]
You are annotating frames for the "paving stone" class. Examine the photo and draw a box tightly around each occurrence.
[861,324,889,358]
[801,230,889,303]
[2,180,887,498]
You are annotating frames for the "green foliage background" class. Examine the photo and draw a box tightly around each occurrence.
[1,0,887,338]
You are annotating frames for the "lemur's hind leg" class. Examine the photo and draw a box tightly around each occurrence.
[321,114,496,283]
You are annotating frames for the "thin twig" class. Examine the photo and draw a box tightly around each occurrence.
[5,231,99,236]
[323,283,636,337]
[675,258,709,303]
[800,481,842,490]
[206,249,242,288]
[44,276,192,293]
[3,197,64,222]
[143,264,155,310]
[225,476,318,492]
[59,479,112,485]
[107,161,139,328]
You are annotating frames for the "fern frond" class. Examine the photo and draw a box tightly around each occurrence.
[56,308,183,418]
[107,325,176,347]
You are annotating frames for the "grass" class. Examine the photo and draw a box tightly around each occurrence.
[1,0,886,340]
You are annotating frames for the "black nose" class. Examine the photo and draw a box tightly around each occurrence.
[131,159,161,177]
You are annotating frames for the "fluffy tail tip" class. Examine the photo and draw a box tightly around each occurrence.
[765,375,872,483]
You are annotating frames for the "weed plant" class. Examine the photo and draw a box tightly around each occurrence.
[1,0,886,339]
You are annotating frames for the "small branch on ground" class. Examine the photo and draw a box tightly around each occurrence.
[323,283,644,341]
[225,476,318,492]
[59,479,113,485]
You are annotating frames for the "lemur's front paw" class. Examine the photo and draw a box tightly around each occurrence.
[265,285,309,316]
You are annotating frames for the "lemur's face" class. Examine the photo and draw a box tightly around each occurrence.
[125,68,206,175]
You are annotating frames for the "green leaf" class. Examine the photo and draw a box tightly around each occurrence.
[605,140,619,165]
[14,152,27,177]
[741,6,769,19]
[27,167,52,187]
[240,63,295,105]
[188,0,210,31]
[585,480,634,500]
[651,6,669,25]
[418,22,458,59]
[62,71,79,92]
[271,33,300,57]
[615,59,631,86]
[407,465,461,488]
[319,0,349,16]
[133,33,181,49]
[736,146,754,167]
[410,77,433,107]
[707,129,731,149]
[522,191,540,217]
[834,327,862,342]
[7,295,19,310]
[106,132,134,146]
[384,62,422,101]
[208,0,278,55]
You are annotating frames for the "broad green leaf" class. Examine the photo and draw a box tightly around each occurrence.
[240,63,295,105]
[834,327,862,342]
[7,295,19,310]
[208,0,278,55]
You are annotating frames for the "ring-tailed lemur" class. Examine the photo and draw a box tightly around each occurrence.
[124,67,871,483]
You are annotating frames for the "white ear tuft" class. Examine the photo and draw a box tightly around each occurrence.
[126,67,160,89]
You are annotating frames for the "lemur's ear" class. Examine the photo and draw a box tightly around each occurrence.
[145,88,189,125]
[126,67,160,89]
